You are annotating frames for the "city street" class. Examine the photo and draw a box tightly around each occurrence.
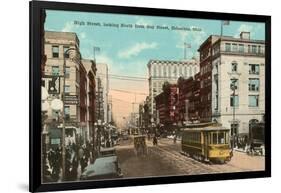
[116,137,265,178]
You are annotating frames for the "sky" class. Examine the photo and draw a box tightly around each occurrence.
[45,10,265,126]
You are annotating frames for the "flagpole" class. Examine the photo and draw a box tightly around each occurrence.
[221,20,223,36]
[184,43,186,60]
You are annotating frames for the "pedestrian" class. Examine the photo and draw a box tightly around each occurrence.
[70,152,78,180]
[78,146,84,160]
[153,135,158,146]
[80,155,88,173]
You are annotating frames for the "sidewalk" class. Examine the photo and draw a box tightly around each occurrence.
[230,151,265,171]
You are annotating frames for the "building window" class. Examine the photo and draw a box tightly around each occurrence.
[258,45,261,54]
[230,123,238,136]
[163,65,167,77]
[65,106,70,119]
[173,66,177,77]
[249,78,259,91]
[153,65,157,77]
[249,95,259,107]
[184,66,187,77]
[63,46,70,58]
[168,65,171,77]
[159,66,162,77]
[52,66,59,76]
[230,79,238,90]
[252,45,257,53]
[179,65,182,76]
[225,43,231,52]
[230,95,239,107]
[249,64,260,74]
[193,66,197,75]
[231,62,238,72]
[232,44,238,52]
[52,46,59,58]
[65,67,70,78]
[65,85,70,93]
[238,44,244,53]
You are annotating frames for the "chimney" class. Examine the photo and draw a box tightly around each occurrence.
[240,32,250,40]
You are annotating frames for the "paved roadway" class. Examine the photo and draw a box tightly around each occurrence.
[116,136,265,178]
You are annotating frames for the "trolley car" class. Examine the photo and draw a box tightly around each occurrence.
[181,123,232,163]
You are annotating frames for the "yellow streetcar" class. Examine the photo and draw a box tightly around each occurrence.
[181,123,232,163]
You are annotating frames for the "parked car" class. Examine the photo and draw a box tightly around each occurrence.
[99,147,116,157]
[80,156,123,180]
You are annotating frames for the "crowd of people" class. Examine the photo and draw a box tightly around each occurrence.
[43,141,92,182]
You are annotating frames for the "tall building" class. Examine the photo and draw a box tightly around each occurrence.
[96,63,109,123]
[82,59,97,142]
[108,95,113,124]
[43,31,82,144]
[95,77,104,122]
[200,32,265,137]
[147,59,199,123]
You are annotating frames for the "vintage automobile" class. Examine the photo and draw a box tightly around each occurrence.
[80,156,123,180]
[99,147,116,157]
[181,122,232,163]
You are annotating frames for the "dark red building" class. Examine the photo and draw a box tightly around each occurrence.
[197,36,219,122]
[154,83,178,126]
[177,73,201,125]
[79,62,87,124]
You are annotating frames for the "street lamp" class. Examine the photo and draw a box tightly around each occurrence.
[41,86,63,182]
[230,79,238,150]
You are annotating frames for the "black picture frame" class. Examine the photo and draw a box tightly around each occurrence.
[30,1,271,192]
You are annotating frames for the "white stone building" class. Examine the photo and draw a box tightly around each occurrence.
[147,59,199,121]
[43,31,82,145]
[211,32,265,136]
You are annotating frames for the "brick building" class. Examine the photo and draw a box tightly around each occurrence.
[154,83,178,126]
[176,72,201,125]
[82,59,97,143]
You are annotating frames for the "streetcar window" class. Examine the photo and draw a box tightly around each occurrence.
[209,133,212,144]
[213,132,218,144]
[218,132,225,144]
[225,132,229,144]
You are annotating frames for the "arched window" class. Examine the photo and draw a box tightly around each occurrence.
[231,61,238,72]
[168,65,171,77]
[179,65,182,76]
[174,65,177,77]
[159,65,162,77]
[153,65,157,77]
[163,65,167,77]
